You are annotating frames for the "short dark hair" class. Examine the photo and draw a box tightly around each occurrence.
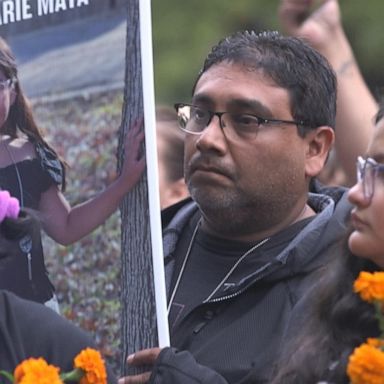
[193,30,337,135]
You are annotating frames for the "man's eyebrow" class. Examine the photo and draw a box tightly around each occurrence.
[227,99,273,117]
[191,96,274,117]
[191,94,213,106]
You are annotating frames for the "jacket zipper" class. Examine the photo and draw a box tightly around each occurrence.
[203,260,282,304]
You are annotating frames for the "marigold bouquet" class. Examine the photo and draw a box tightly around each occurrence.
[347,271,384,384]
[0,348,107,384]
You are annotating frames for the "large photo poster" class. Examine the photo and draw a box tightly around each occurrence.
[1,0,128,372]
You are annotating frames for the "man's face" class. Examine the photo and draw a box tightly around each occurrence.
[184,62,313,239]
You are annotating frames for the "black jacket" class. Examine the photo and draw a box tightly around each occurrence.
[152,189,351,384]
[0,290,116,383]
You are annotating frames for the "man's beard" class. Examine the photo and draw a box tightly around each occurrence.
[188,182,303,238]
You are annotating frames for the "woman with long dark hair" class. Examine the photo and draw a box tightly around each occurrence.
[271,104,384,383]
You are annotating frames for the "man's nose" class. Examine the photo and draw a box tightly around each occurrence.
[195,114,228,154]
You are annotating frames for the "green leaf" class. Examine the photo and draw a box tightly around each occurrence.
[0,370,15,383]
[60,367,84,382]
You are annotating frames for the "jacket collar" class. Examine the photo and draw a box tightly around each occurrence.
[162,189,351,302]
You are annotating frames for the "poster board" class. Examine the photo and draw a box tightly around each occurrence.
[1,0,169,372]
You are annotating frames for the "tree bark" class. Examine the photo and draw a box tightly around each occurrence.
[118,0,158,376]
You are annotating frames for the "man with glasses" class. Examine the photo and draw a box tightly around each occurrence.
[120,30,351,384]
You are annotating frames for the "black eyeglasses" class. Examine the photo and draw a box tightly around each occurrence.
[357,156,384,201]
[174,103,306,141]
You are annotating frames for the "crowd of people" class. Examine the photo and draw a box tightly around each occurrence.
[1,0,383,383]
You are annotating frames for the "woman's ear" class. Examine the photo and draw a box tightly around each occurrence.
[304,126,335,178]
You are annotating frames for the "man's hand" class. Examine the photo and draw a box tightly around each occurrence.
[118,347,162,384]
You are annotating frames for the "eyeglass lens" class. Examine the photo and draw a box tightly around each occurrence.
[363,161,375,200]
[0,79,11,91]
[177,105,260,141]
[357,157,375,200]
[177,105,225,134]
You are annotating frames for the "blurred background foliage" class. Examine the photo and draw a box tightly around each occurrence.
[152,0,384,105]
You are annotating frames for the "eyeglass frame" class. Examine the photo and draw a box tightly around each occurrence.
[356,156,384,201]
[174,103,308,140]
[0,78,15,91]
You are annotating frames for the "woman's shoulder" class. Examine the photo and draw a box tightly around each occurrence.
[4,136,36,161]
[34,141,63,186]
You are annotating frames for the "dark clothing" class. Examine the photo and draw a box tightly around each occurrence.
[0,290,116,383]
[0,154,59,303]
[153,189,351,384]
[151,348,227,384]
[0,159,54,210]
[169,215,314,331]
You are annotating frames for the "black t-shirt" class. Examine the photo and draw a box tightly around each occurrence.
[168,215,314,331]
[0,159,57,303]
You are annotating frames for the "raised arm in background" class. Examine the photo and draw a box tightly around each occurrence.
[279,0,378,185]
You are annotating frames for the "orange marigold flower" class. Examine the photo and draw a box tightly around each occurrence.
[367,338,384,349]
[347,341,384,384]
[74,348,107,384]
[14,357,63,384]
[354,271,384,303]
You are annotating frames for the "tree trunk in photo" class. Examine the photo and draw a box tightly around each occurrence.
[118,0,158,376]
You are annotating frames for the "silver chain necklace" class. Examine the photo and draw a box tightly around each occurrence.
[167,218,270,313]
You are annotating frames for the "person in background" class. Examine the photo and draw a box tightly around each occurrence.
[0,191,116,383]
[279,0,378,186]
[0,37,145,310]
[119,30,351,384]
[270,102,384,383]
[156,106,189,210]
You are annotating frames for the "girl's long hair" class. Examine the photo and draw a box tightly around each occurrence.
[0,38,66,190]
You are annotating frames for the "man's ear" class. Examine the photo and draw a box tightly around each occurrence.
[304,126,335,178]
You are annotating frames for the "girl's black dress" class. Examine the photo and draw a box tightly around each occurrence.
[0,144,62,303]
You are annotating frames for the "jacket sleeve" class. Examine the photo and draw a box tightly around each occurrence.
[150,347,228,384]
